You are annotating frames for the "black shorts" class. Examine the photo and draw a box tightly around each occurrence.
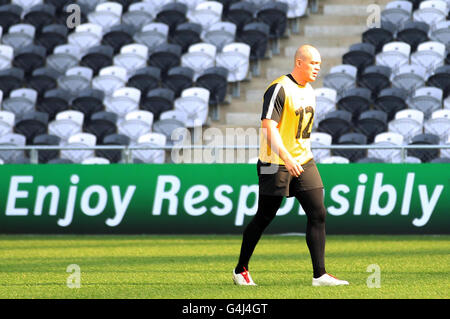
[257,159,324,197]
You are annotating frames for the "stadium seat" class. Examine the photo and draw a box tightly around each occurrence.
[13,44,46,76]
[46,44,81,75]
[196,66,229,106]
[14,110,48,144]
[225,1,256,34]
[48,110,83,144]
[2,23,36,50]
[323,64,357,98]
[314,88,337,128]
[374,87,409,121]
[170,22,202,53]
[0,67,24,96]
[118,110,153,143]
[80,45,114,75]
[429,20,450,51]
[57,66,93,98]
[101,24,135,54]
[68,23,103,54]
[2,87,38,120]
[375,41,411,72]
[152,110,187,146]
[121,2,154,31]
[162,66,194,98]
[187,1,223,32]
[36,88,70,121]
[317,110,352,144]
[141,88,175,121]
[104,86,141,121]
[0,5,22,32]
[127,66,161,95]
[155,2,188,36]
[132,132,167,164]
[391,63,427,95]
[310,132,332,163]
[238,22,270,76]
[96,133,130,163]
[424,109,450,142]
[333,132,368,162]
[388,109,424,143]
[84,111,118,143]
[342,42,376,75]
[71,88,105,119]
[355,110,388,143]
[215,42,251,97]
[426,65,450,94]
[113,43,148,74]
[411,41,446,77]
[407,86,443,119]
[357,65,392,99]
[149,43,182,77]
[368,132,405,163]
[23,3,56,32]
[35,24,68,54]
[174,87,210,127]
[396,20,430,52]
[32,133,60,163]
[181,42,217,81]
[337,87,372,123]
[407,133,440,162]
[28,67,59,97]
[88,2,123,30]
[203,21,237,53]
[381,0,413,26]
[82,156,110,164]
[60,132,97,164]
[46,158,73,164]
[0,132,26,163]
[0,110,15,136]
[133,22,169,54]
[356,157,385,163]
[362,20,396,53]
[413,0,448,26]
[92,65,128,97]
[256,1,288,55]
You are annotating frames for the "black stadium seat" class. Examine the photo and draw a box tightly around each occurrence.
[32,133,61,163]
[85,111,118,143]
[14,111,49,145]
[225,1,256,34]
[148,43,182,77]
[407,133,440,162]
[141,88,175,121]
[196,66,229,105]
[23,4,56,31]
[333,132,368,162]
[13,45,46,76]
[36,89,70,121]
[342,42,376,75]
[71,88,105,118]
[96,133,130,163]
[36,24,68,54]
[355,110,388,143]
[396,20,429,52]
[127,66,161,95]
[357,65,392,99]
[427,65,450,94]
[155,2,188,36]
[0,67,24,96]
[28,67,60,97]
[102,24,135,54]
[162,66,194,97]
[374,87,409,121]
[0,4,22,32]
[256,2,288,40]
[170,22,202,53]
[337,87,372,122]
[318,110,352,144]
[80,45,114,75]
[239,22,270,61]
[362,20,395,53]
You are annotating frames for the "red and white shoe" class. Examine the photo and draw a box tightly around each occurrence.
[232,268,257,286]
[312,273,349,286]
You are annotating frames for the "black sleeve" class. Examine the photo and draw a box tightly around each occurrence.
[261,83,285,123]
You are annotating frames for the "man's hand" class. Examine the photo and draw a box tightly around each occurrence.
[284,155,304,177]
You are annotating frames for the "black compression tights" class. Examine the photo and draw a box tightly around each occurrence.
[235,189,327,278]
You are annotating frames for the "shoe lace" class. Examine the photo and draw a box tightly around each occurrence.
[241,267,251,284]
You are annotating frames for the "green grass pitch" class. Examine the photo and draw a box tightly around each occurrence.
[0,234,448,299]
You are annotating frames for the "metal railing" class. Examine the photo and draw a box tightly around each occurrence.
[0,144,449,164]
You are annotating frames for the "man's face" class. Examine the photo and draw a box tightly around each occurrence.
[298,50,321,83]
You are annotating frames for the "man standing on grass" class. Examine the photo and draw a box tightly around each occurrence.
[232,45,349,287]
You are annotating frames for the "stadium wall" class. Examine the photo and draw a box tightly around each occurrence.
[0,164,448,234]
